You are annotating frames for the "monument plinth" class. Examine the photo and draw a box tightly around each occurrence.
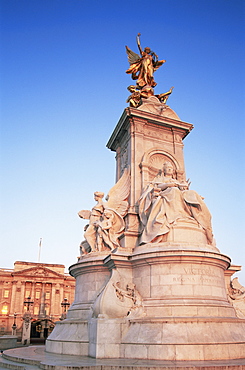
[46,34,245,362]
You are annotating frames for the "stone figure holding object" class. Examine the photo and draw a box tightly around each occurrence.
[138,161,213,245]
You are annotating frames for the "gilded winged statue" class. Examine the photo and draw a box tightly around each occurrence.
[78,168,130,253]
[126,33,166,89]
[125,34,174,109]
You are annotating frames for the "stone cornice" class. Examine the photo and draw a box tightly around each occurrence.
[107,107,194,152]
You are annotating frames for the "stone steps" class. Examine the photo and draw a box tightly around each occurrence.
[0,354,39,370]
[1,346,245,370]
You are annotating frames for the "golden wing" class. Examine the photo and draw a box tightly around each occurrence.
[125,46,140,65]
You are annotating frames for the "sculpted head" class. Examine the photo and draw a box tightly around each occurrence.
[104,209,114,219]
[94,191,104,201]
[163,161,174,176]
[144,47,151,54]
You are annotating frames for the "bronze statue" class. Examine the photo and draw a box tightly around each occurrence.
[125,34,174,109]
[126,33,165,88]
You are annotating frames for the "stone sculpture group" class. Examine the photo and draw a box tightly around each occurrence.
[79,160,214,254]
[78,168,130,253]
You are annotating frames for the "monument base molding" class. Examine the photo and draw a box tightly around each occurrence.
[46,315,245,360]
[2,345,245,369]
[121,316,245,361]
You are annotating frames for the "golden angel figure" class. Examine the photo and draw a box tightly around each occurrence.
[126,33,166,88]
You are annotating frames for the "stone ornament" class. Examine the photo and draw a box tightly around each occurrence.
[113,282,144,319]
[92,269,145,319]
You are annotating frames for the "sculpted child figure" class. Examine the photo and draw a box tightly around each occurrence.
[139,161,213,245]
[96,209,124,252]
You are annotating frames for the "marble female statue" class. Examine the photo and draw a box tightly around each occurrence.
[138,162,213,245]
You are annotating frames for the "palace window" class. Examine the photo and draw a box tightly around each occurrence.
[35,291,41,299]
[34,306,39,315]
[1,305,8,315]
[3,290,9,298]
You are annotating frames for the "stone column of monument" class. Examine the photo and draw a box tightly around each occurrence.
[46,34,245,361]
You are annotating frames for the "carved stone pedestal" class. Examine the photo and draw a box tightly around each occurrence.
[46,244,245,360]
[120,246,245,361]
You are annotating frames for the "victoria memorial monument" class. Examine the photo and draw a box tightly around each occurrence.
[45,34,245,362]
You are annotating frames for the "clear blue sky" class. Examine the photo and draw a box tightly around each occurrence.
[1,0,245,284]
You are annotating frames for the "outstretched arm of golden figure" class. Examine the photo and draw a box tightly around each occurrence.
[137,33,143,56]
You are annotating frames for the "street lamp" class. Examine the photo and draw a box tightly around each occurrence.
[61,298,70,313]
[24,296,34,311]
[12,312,17,336]
[22,296,33,345]
[60,298,70,320]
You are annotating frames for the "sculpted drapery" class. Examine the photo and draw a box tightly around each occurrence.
[138,162,213,245]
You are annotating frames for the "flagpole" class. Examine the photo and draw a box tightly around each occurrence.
[38,238,42,262]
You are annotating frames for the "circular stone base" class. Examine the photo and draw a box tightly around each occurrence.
[3,346,245,368]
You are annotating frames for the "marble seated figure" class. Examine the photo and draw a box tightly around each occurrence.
[138,161,213,245]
